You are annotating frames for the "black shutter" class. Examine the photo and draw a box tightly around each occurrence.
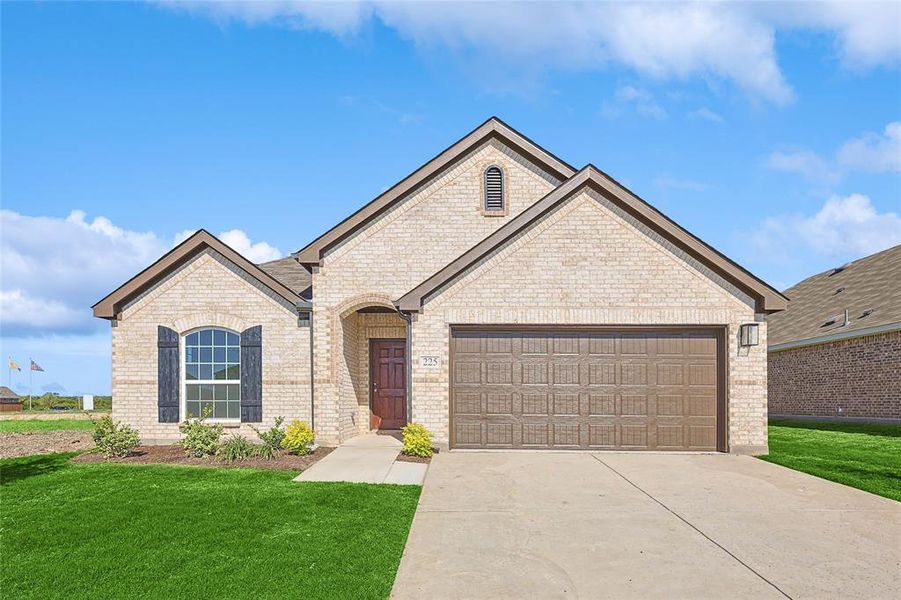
[240,325,262,423]
[157,326,180,423]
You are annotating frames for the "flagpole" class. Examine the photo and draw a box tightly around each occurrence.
[28,358,33,411]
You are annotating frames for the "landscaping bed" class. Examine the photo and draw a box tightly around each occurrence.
[0,430,94,459]
[74,444,334,471]
[396,453,432,464]
[1,453,421,599]
[760,419,901,502]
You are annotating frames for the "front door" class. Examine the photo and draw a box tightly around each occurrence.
[370,339,407,430]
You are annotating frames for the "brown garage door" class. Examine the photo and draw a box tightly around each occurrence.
[450,327,725,451]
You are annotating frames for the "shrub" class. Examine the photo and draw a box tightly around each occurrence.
[179,408,223,457]
[251,444,275,460]
[92,416,140,458]
[283,420,315,455]
[217,435,255,461]
[250,416,285,452]
[401,423,433,457]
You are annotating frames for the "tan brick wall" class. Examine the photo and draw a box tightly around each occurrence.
[409,192,768,453]
[112,250,311,442]
[312,140,560,443]
[769,330,901,418]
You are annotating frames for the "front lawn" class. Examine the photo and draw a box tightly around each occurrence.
[1,454,421,599]
[759,420,901,502]
[0,418,96,433]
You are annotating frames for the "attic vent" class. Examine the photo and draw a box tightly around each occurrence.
[861,309,874,318]
[834,287,845,295]
[829,264,848,276]
[484,166,504,212]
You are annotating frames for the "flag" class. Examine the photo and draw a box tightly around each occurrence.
[8,357,21,371]
[30,360,44,372]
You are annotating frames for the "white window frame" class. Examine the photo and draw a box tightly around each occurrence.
[180,327,241,423]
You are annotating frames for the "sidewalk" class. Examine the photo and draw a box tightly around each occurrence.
[295,433,427,485]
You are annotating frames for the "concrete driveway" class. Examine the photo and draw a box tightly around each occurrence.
[392,452,900,599]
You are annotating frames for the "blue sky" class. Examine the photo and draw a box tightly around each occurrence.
[2,1,899,395]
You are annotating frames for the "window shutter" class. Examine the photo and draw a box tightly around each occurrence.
[484,166,503,211]
[240,325,262,423]
[157,326,180,423]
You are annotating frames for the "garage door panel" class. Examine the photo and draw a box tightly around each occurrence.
[450,328,722,451]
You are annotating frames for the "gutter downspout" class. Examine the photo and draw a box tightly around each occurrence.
[395,306,414,426]
[296,300,315,432]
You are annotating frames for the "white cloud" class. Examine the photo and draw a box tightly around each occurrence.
[837,122,901,173]
[766,121,901,182]
[602,85,667,120]
[766,149,840,184]
[755,193,901,258]
[1,211,283,336]
[688,107,724,123]
[155,1,801,104]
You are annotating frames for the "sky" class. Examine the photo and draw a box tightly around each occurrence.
[1,1,900,396]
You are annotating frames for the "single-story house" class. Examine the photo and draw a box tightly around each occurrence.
[0,386,23,412]
[94,118,786,453]
[768,244,900,419]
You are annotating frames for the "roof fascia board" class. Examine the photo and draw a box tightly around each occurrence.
[92,230,301,319]
[396,166,786,313]
[768,322,901,352]
[294,117,576,266]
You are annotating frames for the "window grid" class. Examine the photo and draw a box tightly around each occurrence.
[184,328,240,420]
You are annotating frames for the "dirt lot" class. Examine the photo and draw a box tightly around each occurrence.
[74,445,334,471]
[0,431,95,459]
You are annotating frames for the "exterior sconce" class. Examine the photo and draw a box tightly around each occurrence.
[739,323,759,347]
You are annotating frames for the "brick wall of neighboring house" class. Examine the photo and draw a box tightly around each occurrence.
[311,139,561,444]
[410,190,768,454]
[769,330,901,419]
[112,249,312,442]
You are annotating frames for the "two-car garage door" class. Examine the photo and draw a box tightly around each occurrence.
[450,327,725,451]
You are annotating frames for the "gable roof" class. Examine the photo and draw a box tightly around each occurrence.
[0,386,19,400]
[294,116,577,266]
[258,256,312,300]
[93,230,306,319]
[768,244,901,349]
[396,165,788,313]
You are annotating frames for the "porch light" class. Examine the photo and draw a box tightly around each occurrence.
[739,323,759,347]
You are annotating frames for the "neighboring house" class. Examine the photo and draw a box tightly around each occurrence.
[768,245,901,419]
[0,386,22,412]
[93,118,786,454]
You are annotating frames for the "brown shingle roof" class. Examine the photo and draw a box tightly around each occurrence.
[768,244,901,348]
[0,386,20,400]
[258,257,312,300]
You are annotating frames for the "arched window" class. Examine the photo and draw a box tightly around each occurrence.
[484,166,504,212]
[184,328,240,420]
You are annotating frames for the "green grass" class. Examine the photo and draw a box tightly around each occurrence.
[0,454,421,599]
[0,419,96,433]
[759,420,901,502]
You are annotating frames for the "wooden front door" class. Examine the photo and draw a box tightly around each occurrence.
[370,339,407,430]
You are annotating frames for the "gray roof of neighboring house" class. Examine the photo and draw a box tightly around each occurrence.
[258,256,312,300]
[768,244,901,348]
[0,386,20,400]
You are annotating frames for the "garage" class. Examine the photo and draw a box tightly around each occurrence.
[449,327,725,451]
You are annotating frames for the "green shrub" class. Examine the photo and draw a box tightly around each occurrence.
[251,444,275,459]
[250,416,285,452]
[92,416,140,458]
[217,435,254,461]
[401,423,433,457]
[178,409,223,457]
[283,420,315,455]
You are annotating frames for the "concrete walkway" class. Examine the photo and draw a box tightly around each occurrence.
[294,434,427,485]
[392,452,900,600]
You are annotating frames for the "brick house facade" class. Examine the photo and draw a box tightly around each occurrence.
[95,118,786,453]
[767,244,900,420]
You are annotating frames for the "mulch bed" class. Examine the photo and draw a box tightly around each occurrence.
[0,431,94,459]
[395,453,432,464]
[73,445,334,472]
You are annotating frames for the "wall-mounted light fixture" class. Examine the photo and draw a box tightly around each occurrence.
[739,323,759,347]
